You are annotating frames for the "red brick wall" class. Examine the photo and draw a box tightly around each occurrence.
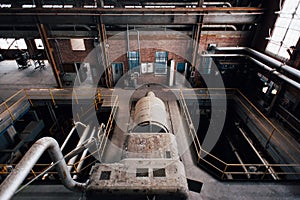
[52,39,94,64]
[107,32,190,73]
[198,31,250,54]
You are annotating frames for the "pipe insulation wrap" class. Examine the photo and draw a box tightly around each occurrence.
[0,137,86,200]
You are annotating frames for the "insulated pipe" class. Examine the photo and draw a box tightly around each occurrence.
[203,2,232,7]
[43,121,87,180]
[215,47,300,80]
[136,29,141,65]
[202,24,237,31]
[201,53,300,90]
[61,122,87,151]
[73,126,96,179]
[0,137,86,200]
[67,125,90,172]
[248,57,300,90]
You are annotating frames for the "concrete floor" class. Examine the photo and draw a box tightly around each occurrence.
[0,60,57,98]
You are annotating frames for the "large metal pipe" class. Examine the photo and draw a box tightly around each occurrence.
[67,125,90,172]
[61,122,87,151]
[201,53,300,90]
[43,121,87,180]
[0,137,86,200]
[248,57,300,90]
[215,47,300,80]
[202,24,237,31]
[73,126,96,179]
[203,2,232,7]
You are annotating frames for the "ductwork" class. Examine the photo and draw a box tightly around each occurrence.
[0,137,86,200]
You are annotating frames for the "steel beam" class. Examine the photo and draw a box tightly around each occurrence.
[0,7,263,25]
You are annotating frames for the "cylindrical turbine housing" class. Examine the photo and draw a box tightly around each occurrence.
[132,91,169,133]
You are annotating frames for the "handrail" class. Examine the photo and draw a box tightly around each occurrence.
[0,137,86,200]
[179,88,300,180]
[1,88,300,180]
[98,95,119,158]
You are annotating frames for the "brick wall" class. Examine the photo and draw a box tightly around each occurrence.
[198,31,250,54]
[52,39,95,64]
[107,31,190,73]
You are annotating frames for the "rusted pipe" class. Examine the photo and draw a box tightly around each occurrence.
[0,137,86,200]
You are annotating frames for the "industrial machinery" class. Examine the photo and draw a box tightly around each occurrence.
[0,91,189,200]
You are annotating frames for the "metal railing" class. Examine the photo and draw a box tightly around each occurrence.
[1,88,300,180]
[0,90,31,135]
[179,88,300,180]
[0,88,119,178]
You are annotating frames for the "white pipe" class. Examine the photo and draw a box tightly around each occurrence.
[67,125,90,172]
[203,24,237,31]
[42,121,87,180]
[169,60,175,86]
[0,137,86,200]
[61,122,87,151]
[203,2,232,7]
[73,126,96,179]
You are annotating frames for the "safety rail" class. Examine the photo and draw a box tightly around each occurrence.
[0,90,31,135]
[179,88,300,180]
[1,88,300,180]
[0,88,119,178]
[98,95,119,158]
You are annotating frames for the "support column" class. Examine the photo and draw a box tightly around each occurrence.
[97,18,113,88]
[191,23,201,68]
[37,23,62,88]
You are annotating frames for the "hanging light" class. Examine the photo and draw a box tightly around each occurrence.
[271,89,277,95]
[262,86,268,93]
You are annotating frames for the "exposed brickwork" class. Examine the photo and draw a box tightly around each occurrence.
[52,39,94,64]
[107,33,190,73]
[199,32,250,54]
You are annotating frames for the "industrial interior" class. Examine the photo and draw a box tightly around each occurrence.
[0,0,300,199]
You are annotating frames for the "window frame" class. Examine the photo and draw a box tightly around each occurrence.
[265,0,300,60]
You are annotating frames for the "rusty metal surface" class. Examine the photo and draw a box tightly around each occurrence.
[133,91,169,133]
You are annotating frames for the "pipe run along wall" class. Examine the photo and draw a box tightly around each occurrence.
[201,47,300,90]
[0,137,86,200]
[214,47,300,80]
